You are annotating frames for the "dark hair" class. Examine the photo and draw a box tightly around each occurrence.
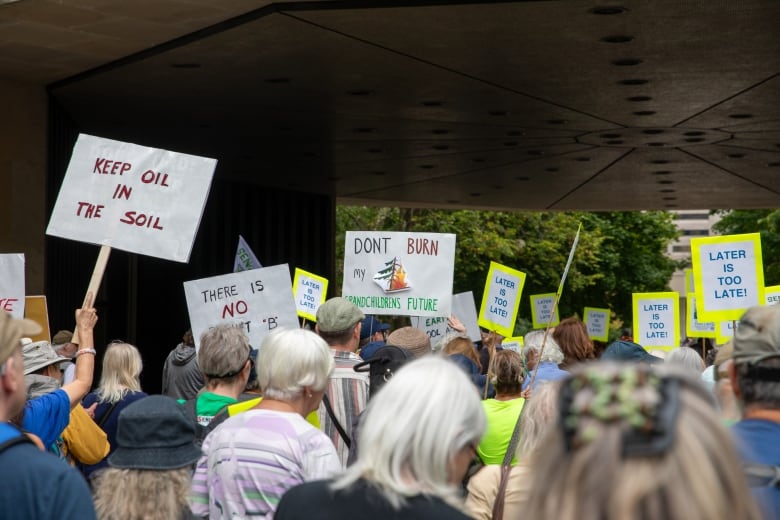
[735,357,780,410]
[553,317,595,369]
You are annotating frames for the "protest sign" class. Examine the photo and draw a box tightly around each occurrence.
[632,292,679,350]
[47,134,217,263]
[292,268,328,322]
[684,268,695,293]
[583,306,610,342]
[183,264,299,350]
[530,293,559,329]
[716,319,738,344]
[342,231,456,317]
[24,296,50,342]
[686,293,716,338]
[410,291,482,344]
[765,285,780,305]
[691,233,764,322]
[478,262,526,338]
[0,254,25,319]
[501,336,524,353]
[234,235,262,272]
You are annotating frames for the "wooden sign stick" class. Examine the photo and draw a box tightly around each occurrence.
[72,245,111,344]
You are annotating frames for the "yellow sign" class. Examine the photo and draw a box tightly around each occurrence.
[529,293,559,329]
[632,292,679,351]
[686,293,716,339]
[24,295,50,343]
[501,336,524,353]
[478,261,526,338]
[691,233,764,322]
[583,306,610,342]
[765,284,780,306]
[716,319,738,344]
[292,268,329,322]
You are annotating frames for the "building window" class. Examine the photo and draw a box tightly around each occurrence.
[682,229,709,236]
[675,213,710,220]
[672,245,690,252]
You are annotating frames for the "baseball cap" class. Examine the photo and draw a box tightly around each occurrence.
[360,316,390,340]
[316,297,364,332]
[733,305,780,365]
[0,311,41,365]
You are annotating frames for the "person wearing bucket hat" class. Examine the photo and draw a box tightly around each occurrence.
[728,305,780,518]
[92,395,201,520]
[315,297,368,468]
[0,311,97,520]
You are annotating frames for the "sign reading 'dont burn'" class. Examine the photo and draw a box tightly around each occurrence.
[47,134,217,263]
[342,231,456,318]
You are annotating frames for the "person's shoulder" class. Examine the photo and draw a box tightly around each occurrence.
[404,495,472,519]
[275,480,333,518]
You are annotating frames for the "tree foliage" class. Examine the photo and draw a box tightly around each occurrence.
[713,209,780,285]
[336,207,681,332]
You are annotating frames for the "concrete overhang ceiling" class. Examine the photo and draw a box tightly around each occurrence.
[3,0,779,211]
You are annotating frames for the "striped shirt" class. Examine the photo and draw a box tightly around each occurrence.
[189,409,340,519]
[317,349,369,467]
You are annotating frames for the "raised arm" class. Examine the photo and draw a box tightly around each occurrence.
[61,293,98,408]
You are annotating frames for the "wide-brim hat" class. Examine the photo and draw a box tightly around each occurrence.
[108,395,203,470]
[22,340,70,375]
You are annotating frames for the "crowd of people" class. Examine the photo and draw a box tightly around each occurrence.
[0,293,778,519]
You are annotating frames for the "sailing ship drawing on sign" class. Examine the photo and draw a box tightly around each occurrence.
[373,256,412,293]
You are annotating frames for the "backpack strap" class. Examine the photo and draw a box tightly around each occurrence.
[744,462,780,488]
[492,403,525,519]
[322,393,351,449]
[96,401,120,428]
[0,424,33,453]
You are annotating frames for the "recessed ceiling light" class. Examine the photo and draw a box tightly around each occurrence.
[606,140,624,145]
[493,185,504,190]
[618,79,649,85]
[470,192,482,197]
[575,157,591,162]
[647,142,666,147]
[642,129,664,134]
[589,6,627,15]
[353,127,375,133]
[627,96,652,102]
[472,157,486,163]
[612,58,642,66]
[367,148,383,154]
[547,119,567,125]
[728,153,746,158]
[662,196,677,201]
[652,170,672,175]
[507,130,525,136]
[527,150,545,156]
[728,114,752,119]
[171,63,201,69]
[419,164,436,170]
[685,138,705,143]
[769,162,780,167]
[660,189,675,193]
[601,133,622,138]
[515,176,530,181]
[432,145,450,151]
[504,141,518,147]
[422,100,443,107]
[601,35,634,43]
[657,180,675,184]
[684,131,705,136]
[634,110,656,116]
[650,159,670,164]
[545,167,559,172]
[371,171,386,176]
[431,129,450,135]
[347,89,373,96]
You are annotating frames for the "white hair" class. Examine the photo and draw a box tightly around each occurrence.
[257,328,334,401]
[333,356,486,509]
[522,330,564,364]
[666,347,705,375]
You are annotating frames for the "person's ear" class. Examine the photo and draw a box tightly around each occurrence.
[728,362,741,399]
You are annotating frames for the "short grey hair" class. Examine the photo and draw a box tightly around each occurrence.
[666,347,705,375]
[517,381,560,458]
[257,328,334,401]
[523,330,564,365]
[198,324,251,383]
[333,356,486,510]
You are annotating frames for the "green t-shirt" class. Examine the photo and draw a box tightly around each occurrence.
[195,392,238,427]
[477,397,525,465]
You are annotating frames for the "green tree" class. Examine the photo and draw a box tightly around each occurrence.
[713,209,780,285]
[335,207,680,331]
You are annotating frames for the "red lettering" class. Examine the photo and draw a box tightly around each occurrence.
[76,201,91,216]
[119,210,135,224]
[93,158,105,173]
[0,298,18,311]
[222,300,248,319]
[121,163,131,175]
[110,161,121,174]
[102,160,111,174]
[119,211,164,230]
[407,238,439,256]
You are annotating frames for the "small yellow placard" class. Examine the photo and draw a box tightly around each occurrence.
[292,268,329,322]
[478,261,526,338]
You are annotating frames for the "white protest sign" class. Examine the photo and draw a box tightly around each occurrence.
[183,264,299,350]
[691,233,764,322]
[716,319,739,344]
[342,231,456,317]
[501,336,524,353]
[234,235,263,272]
[47,134,216,262]
[292,268,328,322]
[686,293,716,338]
[0,254,25,318]
[583,306,610,342]
[410,291,482,344]
[478,262,527,338]
[530,293,559,329]
[765,285,780,305]
[632,292,680,350]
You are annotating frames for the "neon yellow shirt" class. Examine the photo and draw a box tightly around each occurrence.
[227,397,321,428]
[477,397,525,465]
